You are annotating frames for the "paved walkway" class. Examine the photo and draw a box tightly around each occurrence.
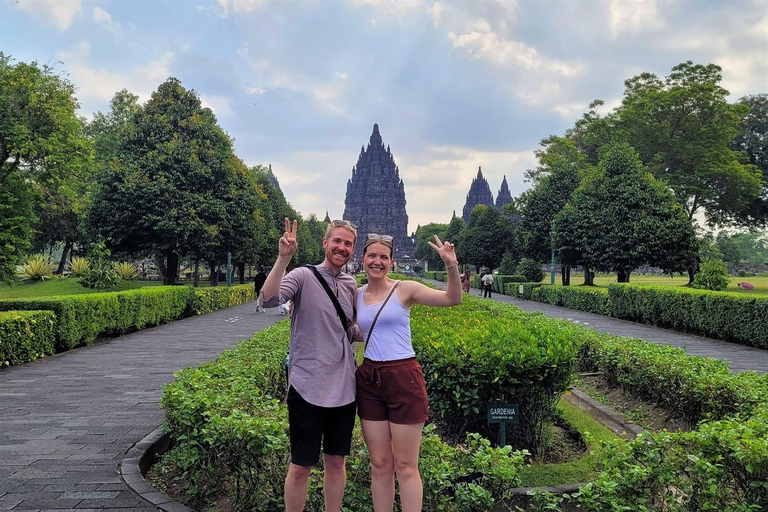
[0,303,283,511]
[426,279,768,374]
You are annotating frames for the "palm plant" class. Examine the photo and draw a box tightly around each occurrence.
[68,256,91,276]
[17,255,57,281]
[114,261,139,280]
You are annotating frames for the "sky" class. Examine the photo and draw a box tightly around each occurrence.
[1,0,767,234]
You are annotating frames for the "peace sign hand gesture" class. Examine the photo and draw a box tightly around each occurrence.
[427,235,458,267]
[279,218,299,258]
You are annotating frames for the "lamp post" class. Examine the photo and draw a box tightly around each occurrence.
[550,219,556,284]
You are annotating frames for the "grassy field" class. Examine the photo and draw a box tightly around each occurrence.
[0,278,167,299]
[540,273,768,295]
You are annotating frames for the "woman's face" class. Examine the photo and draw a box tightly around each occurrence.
[363,242,393,278]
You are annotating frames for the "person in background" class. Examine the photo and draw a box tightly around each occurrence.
[461,267,471,293]
[254,265,267,312]
[355,233,462,512]
[481,270,494,298]
[259,218,359,512]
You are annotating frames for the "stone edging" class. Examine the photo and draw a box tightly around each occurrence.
[120,388,644,511]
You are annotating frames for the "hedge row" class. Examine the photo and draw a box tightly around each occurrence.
[161,319,528,511]
[0,284,254,356]
[0,310,56,367]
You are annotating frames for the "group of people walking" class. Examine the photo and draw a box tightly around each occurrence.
[258,218,462,512]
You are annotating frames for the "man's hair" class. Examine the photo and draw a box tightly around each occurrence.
[324,220,358,244]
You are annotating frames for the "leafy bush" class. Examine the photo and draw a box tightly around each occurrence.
[17,255,56,281]
[0,310,55,367]
[530,285,610,316]
[67,256,90,276]
[498,251,519,275]
[692,258,730,291]
[113,261,139,280]
[491,275,527,294]
[516,258,545,283]
[79,243,119,289]
[191,284,254,315]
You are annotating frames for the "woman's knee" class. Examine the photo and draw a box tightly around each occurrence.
[369,453,395,474]
[394,458,419,480]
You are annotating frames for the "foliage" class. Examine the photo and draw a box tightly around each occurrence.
[458,204,522,271]
[16,255,56,281]
[191,284,254,315]
[692,259,731,291]
[0,174,35,283]
[616,61,763,225]
[0,310,55,368]
[716,231,742,266]
[67,257,90,277]
[530,285,610,316]
[498,251,519,275]
[516,258,545,283]
[79,242,119,289]
[113,261,139,281]
[552,143,698,282]
[0,54,91,187]
[414,223,449,270]
[731,94,768,226]
[445,212,466,250]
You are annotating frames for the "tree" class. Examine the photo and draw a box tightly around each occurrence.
[0,54,91,186]
[731,94,768,226]
[89,78,254,285]
[414,223,448,270]
[458,205,522,271]
[616,62,763,224]
[0,174,35,283]
[692,259,730,291]
[520,137,588,285]
[715,232,741,267]
[552,143,698,282]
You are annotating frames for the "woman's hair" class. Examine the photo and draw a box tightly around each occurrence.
[363,237,394,258]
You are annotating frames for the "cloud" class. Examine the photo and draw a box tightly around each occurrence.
[216,0,268,16]
[200,94,234,119]
[608,0,664,37]
[245,87,266,95]
[92,6,122,38]
[15,0,82,31]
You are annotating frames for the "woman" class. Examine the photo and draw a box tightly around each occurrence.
[461,267,471,293]
[355,233,462,512]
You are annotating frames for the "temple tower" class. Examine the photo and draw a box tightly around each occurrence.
[462,167,495,222]
[495,175,513,210]
[343,124,415,262]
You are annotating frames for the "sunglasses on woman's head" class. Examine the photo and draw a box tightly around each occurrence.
[367,233,394,242]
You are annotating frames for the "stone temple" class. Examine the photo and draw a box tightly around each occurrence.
[462,167,495,222]
[343,124,415,263]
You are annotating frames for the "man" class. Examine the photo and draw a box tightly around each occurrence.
[260,218,358,512]
[481,270,494,298]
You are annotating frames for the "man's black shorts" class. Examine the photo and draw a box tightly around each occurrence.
[286,386,356,466]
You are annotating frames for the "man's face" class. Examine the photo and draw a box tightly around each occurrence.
[323,227,356,268]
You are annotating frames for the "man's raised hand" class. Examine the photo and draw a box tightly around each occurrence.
[279,218,299,258]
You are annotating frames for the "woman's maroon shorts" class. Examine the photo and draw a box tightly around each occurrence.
[356,357,429,424]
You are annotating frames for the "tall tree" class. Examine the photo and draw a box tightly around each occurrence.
[444,212,465,250]
[552,143,698,282]
[0,174,35,283]
[89,78,252,284]
[458,205,522,271]
[0,54,91,186]
[616,61,762,224]
[731,94,768,227]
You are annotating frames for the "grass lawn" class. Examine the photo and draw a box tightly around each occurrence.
[540,273,768,295]
[0,278,165,299]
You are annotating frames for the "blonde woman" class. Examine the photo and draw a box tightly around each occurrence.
[355,233,462,512]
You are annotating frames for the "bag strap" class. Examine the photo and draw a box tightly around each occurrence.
[306,265,349,333]
[364,281,400,352]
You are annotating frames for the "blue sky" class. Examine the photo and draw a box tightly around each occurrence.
[2,0,766,233]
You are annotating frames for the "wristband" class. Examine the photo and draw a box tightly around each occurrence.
[445,263,459,271]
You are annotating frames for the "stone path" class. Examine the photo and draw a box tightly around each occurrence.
[427,279,768,374]
[0,303,283,511]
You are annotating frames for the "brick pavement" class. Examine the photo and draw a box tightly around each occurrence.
[0,302,282,511]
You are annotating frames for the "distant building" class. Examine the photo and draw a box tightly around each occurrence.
[343,124,415,262]
[495,175,513,211]
[462,167,495,222]
[266,164,281,191]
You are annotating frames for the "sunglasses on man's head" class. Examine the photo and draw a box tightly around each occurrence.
[367,233,394,242]
[331,219,358,230]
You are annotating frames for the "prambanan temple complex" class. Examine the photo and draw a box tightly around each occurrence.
[461,167,513,222]
[343,124,416,263]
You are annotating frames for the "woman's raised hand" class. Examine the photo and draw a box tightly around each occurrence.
[279,218,298,258]
[427,235,458,266]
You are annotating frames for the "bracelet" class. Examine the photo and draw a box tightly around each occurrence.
[445,263,459,271]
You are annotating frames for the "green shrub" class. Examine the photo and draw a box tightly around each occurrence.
[498,251,519,275]
[516,258,545,283]
[113,261,139,280]
[191,284,254,315]
[693,259,731,291]
[79,242,119,289]
[529,285,610,315]
[67,256,90,276]
[17,255,56,281]
[491,274,527,294]
[0,310,55,367]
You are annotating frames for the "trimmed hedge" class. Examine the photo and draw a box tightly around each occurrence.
[491,274,527,294]
[505,281,545,299]
[607,284,768,349]
[0,310,55,367]
[0,284,254,353]
[529,285,610,316]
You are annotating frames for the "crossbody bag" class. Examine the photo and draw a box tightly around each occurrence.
[306,265,350,337]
